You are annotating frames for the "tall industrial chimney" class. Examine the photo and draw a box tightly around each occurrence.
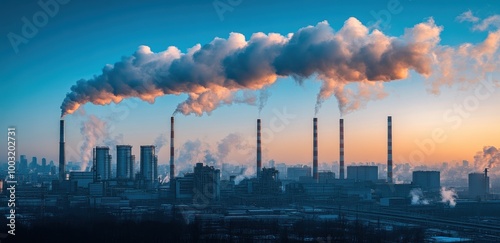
[313,118,318,181]
[257,119,262,178]
[59,119,65,181]
[387,116,393,183]
[339,119,345,180]
[170,116,175,181]
[485,168,489,195]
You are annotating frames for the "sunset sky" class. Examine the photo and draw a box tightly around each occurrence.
[1,0,499,169]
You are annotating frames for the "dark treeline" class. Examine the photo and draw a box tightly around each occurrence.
[1,213,425,243]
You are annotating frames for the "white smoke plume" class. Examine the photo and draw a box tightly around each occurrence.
[234,166,256,185]
[392,163,413,184]
[409,188,430,205]
[175,139,212,176]
[60,16,500,117]
[79,115,123,171]
[474,146,500,170]
[154,133,167,153]
[173,89,258,116]
[174,133,254,181]
[217,133,252,163]
[440,187,458,207]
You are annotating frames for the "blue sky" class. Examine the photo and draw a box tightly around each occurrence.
[1,0,499,167]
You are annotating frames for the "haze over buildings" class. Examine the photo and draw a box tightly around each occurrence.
[1,0,500,241]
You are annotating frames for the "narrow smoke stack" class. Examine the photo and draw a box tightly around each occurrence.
[257,119,262,178]
[339,119,345,180]
[59,119,66,181]
[485,168,489,195]
[387,116,393,183]
[313,118,318,181]
[170,116,175,181]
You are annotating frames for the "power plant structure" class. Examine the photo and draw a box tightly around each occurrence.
[313,118,318,181]
[58,115,400,187]
[339,118,345,180]
[170,116,175,181]
[257,118,262,178]
[412,171,440,191]
[140,145,158,188]
[26,115,499,242]
[468,169,490,199]
[347,165,378,182]
[94,146,111,181]
[387,116,393,184]
[59,119,65,181]
[116,145,134,180]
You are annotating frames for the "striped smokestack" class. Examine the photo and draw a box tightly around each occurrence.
[170,116,175,181]
[59,119,65,181]
[313,118,318,181]
[339,118,345,180]
[387,116,393,183]
[257,119,262,178]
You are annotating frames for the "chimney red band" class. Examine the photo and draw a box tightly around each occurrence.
[59,119,65,181]
[387,116,393,183]
[170,116,175,180]
[313,118,318,181]
[340,119,344,180]
[257,119,262,178]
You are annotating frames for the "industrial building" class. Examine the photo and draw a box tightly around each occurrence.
[175,163,221,202]
[69,171,94,188]
[194,162,221,201]
[94,146,112,181]
[412,171,440,191]
[287,166,311,181]
[139,145,158,189]
[116,145,135,180]
[31,116,498,242]
[468,170,489,199]
[347,166,378,182]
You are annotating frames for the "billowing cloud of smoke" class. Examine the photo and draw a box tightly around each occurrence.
[174,133,254,181]
[474,146,500,170]
[154,133,167,153]
[60,15,500,117]
[173,89,258,116]
[217,133,252,163]
[175,139,211,176]
[409,188,430,205]
[440,187,458,207]
[79,115,123,171]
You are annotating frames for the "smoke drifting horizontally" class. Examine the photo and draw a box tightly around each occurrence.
[61,16,500,117]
